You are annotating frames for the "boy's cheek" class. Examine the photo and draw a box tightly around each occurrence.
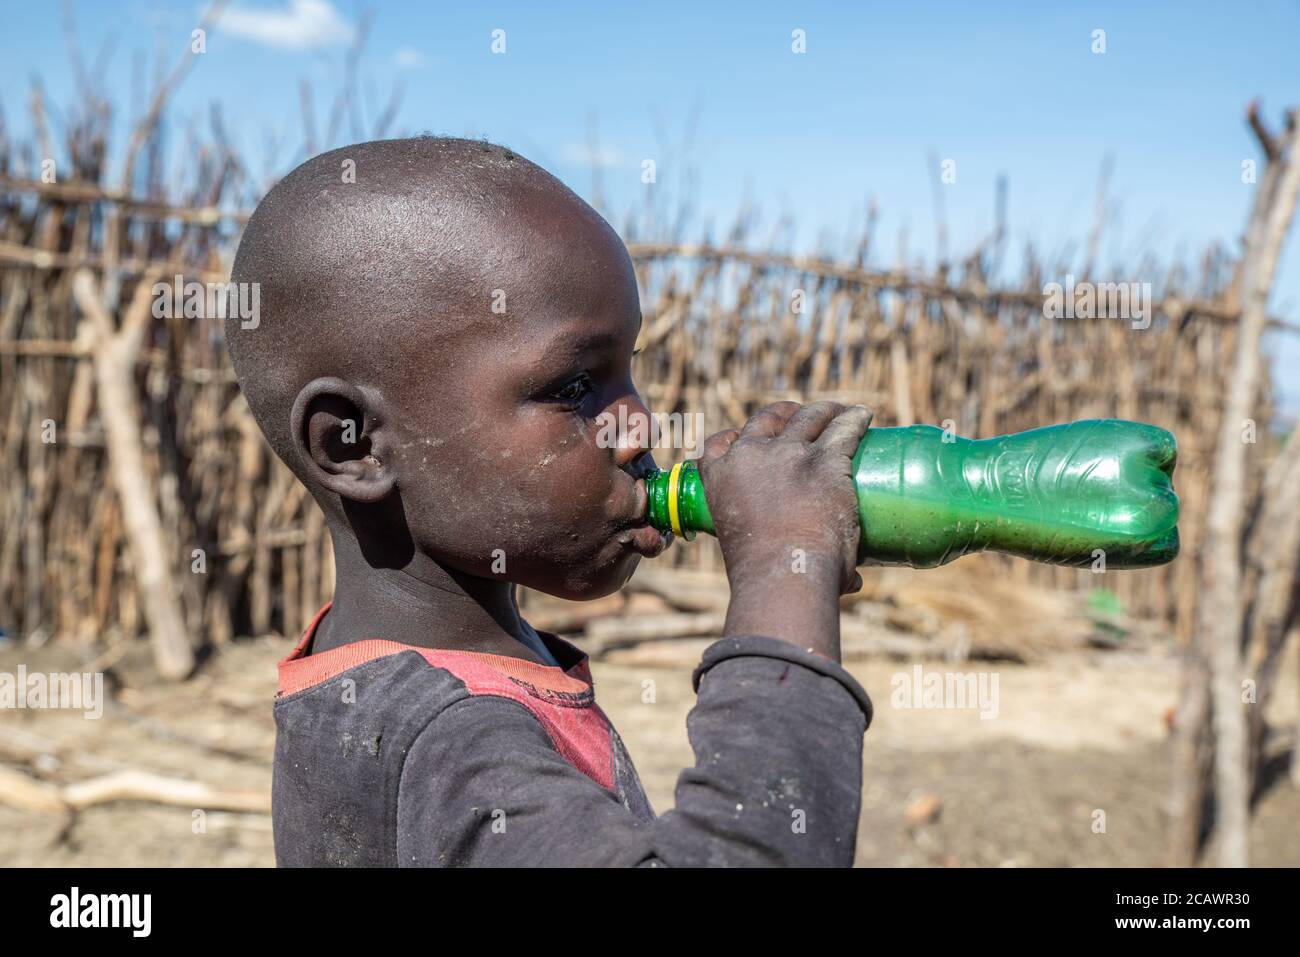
[387,427,627,551]
[401,479,617,559]
[488,431,622,506]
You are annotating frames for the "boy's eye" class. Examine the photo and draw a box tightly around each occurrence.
[551,373,594,405]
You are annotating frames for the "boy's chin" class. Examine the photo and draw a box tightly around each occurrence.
[532,551,643,602]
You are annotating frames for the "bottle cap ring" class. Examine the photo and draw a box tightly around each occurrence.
[667,461,685,539]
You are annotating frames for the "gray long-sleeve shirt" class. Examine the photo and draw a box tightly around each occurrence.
[272,604,873,867]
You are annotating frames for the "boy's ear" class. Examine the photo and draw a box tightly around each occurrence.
[289,377,396,504]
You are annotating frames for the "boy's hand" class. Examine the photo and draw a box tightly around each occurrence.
[697,401,873,660]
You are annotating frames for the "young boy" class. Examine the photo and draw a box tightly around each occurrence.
[226,136,875,867]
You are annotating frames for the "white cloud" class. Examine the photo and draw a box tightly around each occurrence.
[393,47,426,69]
[561,143,626,170]
[218,0,353,50]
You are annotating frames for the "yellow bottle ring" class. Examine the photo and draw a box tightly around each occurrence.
[667,461,685,539]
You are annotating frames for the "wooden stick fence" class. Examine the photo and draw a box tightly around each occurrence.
[0,28,1297,864]
[1,221,1285,650]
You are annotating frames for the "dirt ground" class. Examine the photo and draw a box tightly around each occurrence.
[1,633,1297,867]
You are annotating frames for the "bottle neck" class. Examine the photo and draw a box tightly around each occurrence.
[644,461,715,540]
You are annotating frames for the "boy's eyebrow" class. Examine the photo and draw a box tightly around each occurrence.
[533,329,629,365]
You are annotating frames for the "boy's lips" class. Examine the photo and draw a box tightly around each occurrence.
[619,476,672,557]
[620,522,672,558]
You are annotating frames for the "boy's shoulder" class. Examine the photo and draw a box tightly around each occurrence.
[277,603,594,706]
[273,603,620,791]
[272,604,662,866]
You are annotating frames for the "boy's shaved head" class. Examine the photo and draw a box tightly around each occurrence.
[227,137,668,603]
[230,136,617,466]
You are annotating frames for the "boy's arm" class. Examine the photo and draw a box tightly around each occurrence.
[395,634,871,867]
[396,401,875,866]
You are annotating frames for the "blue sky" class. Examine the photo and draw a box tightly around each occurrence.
[3,0,1298,412]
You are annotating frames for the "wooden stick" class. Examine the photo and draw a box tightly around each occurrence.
[0,764,67,814]
[625,243,1300,334]
[1199,110,1300,867]
[62,770,270,813]
[0,174,250,224]
[0,764,269,814]
[72,269,194,679]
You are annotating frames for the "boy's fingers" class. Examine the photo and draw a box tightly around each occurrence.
[739,400,802,439]
[781,400,847,443]
[815,405,873,456]
[700,428,741,461]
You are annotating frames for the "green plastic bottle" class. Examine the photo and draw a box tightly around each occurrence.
[644,419,1180,569]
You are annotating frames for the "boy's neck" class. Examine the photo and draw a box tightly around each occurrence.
[310,526,558,666]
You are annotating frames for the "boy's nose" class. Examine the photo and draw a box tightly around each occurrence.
[610,396,656,469]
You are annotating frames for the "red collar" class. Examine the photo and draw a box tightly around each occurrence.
[278,603,594,698]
